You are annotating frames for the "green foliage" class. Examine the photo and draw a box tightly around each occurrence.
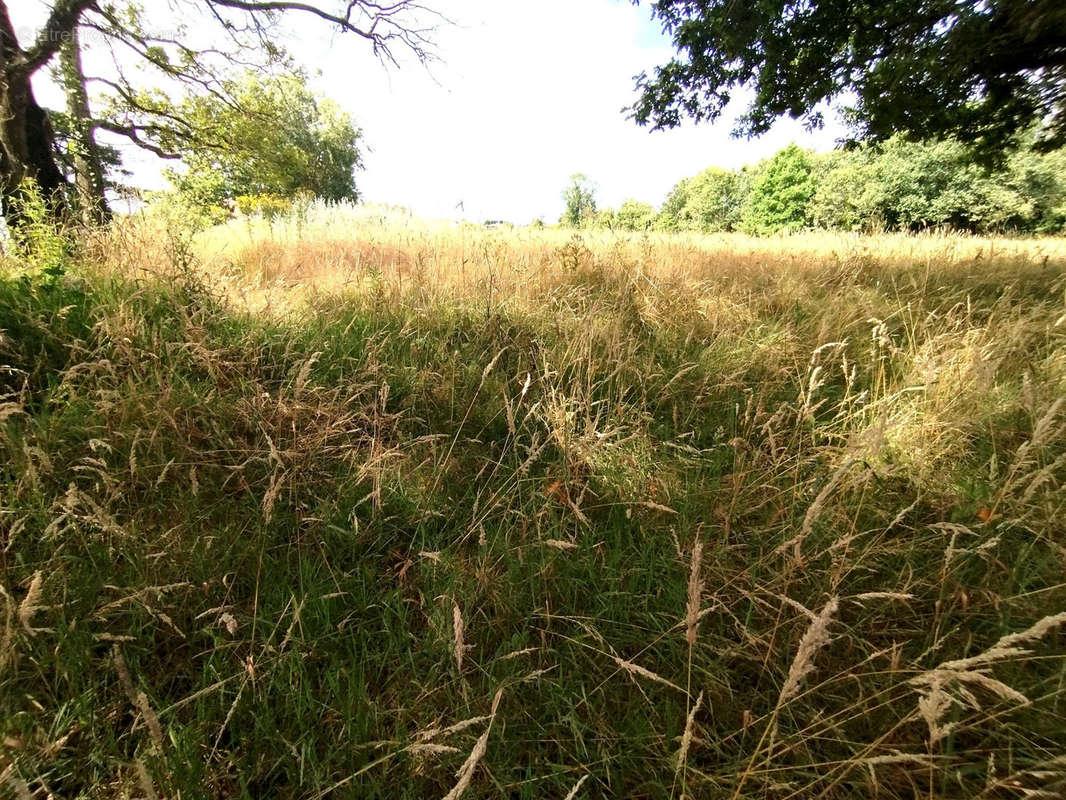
[152,170,232,229]
[649,138,1066,235]
[560,173,597,228]
[234,193,295,220]
[810,137,1066,232]
[1033,150,1066,232]
[655,177,690,232]
[742,145,817,233]
[658,167,749,232]
[634,0,1066,158]
[164,71,362,207]
[595,207,617,229]
[809,148,886,231]
[689,167,746,231]
[614,198,657,231]
[6,180,71,278]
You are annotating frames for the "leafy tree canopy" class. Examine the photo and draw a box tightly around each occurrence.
[0,0,440,225]
[614,198,657,231]
[658,166,751,232]
[743,144,816,233]
[631,0,1066,157]
[647,138,1066,235]
[809,137,1066,231]
[163,71,362,207]
[561,174,598,228]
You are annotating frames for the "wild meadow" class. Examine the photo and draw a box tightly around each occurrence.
[2,203,1066,798]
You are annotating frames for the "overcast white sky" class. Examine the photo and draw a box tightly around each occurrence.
[22,0,848,222]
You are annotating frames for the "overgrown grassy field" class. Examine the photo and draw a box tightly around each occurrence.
[3,206,1066,798]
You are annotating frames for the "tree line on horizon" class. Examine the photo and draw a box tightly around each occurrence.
[563,138,1066,236]
[3,0,1063,239]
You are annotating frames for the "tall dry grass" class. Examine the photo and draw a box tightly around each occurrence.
[2,203,1065,798]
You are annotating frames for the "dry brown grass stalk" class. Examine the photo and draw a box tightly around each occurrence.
[495,647,537,662]
[777,461,858,563]
[685,539,704,648]
[452,601,465,672]
[676,690,704,772]
[0,586,14,673]
[408,743,461,756]
[113,645,138,704]
[136,690,165,753]
[135,759,160,800]
[440,687,504,800]
[779,596,840,704]
[613,656,686,694]
[912,611,1066,743]
[16,572,44,636]
[562,774,589,800]
[416,714,493,743]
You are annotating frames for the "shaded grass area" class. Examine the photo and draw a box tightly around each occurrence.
[2,238,1066,799]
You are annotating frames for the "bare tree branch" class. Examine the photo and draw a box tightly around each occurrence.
[94,121,183,159]
[205,0,445,64]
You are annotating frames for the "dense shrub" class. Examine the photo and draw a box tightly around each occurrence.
[595,139,1066,235]
[741,145,817,233]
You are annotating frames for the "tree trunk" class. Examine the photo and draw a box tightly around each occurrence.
[0,1,69,226]
[60,33,109,223]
